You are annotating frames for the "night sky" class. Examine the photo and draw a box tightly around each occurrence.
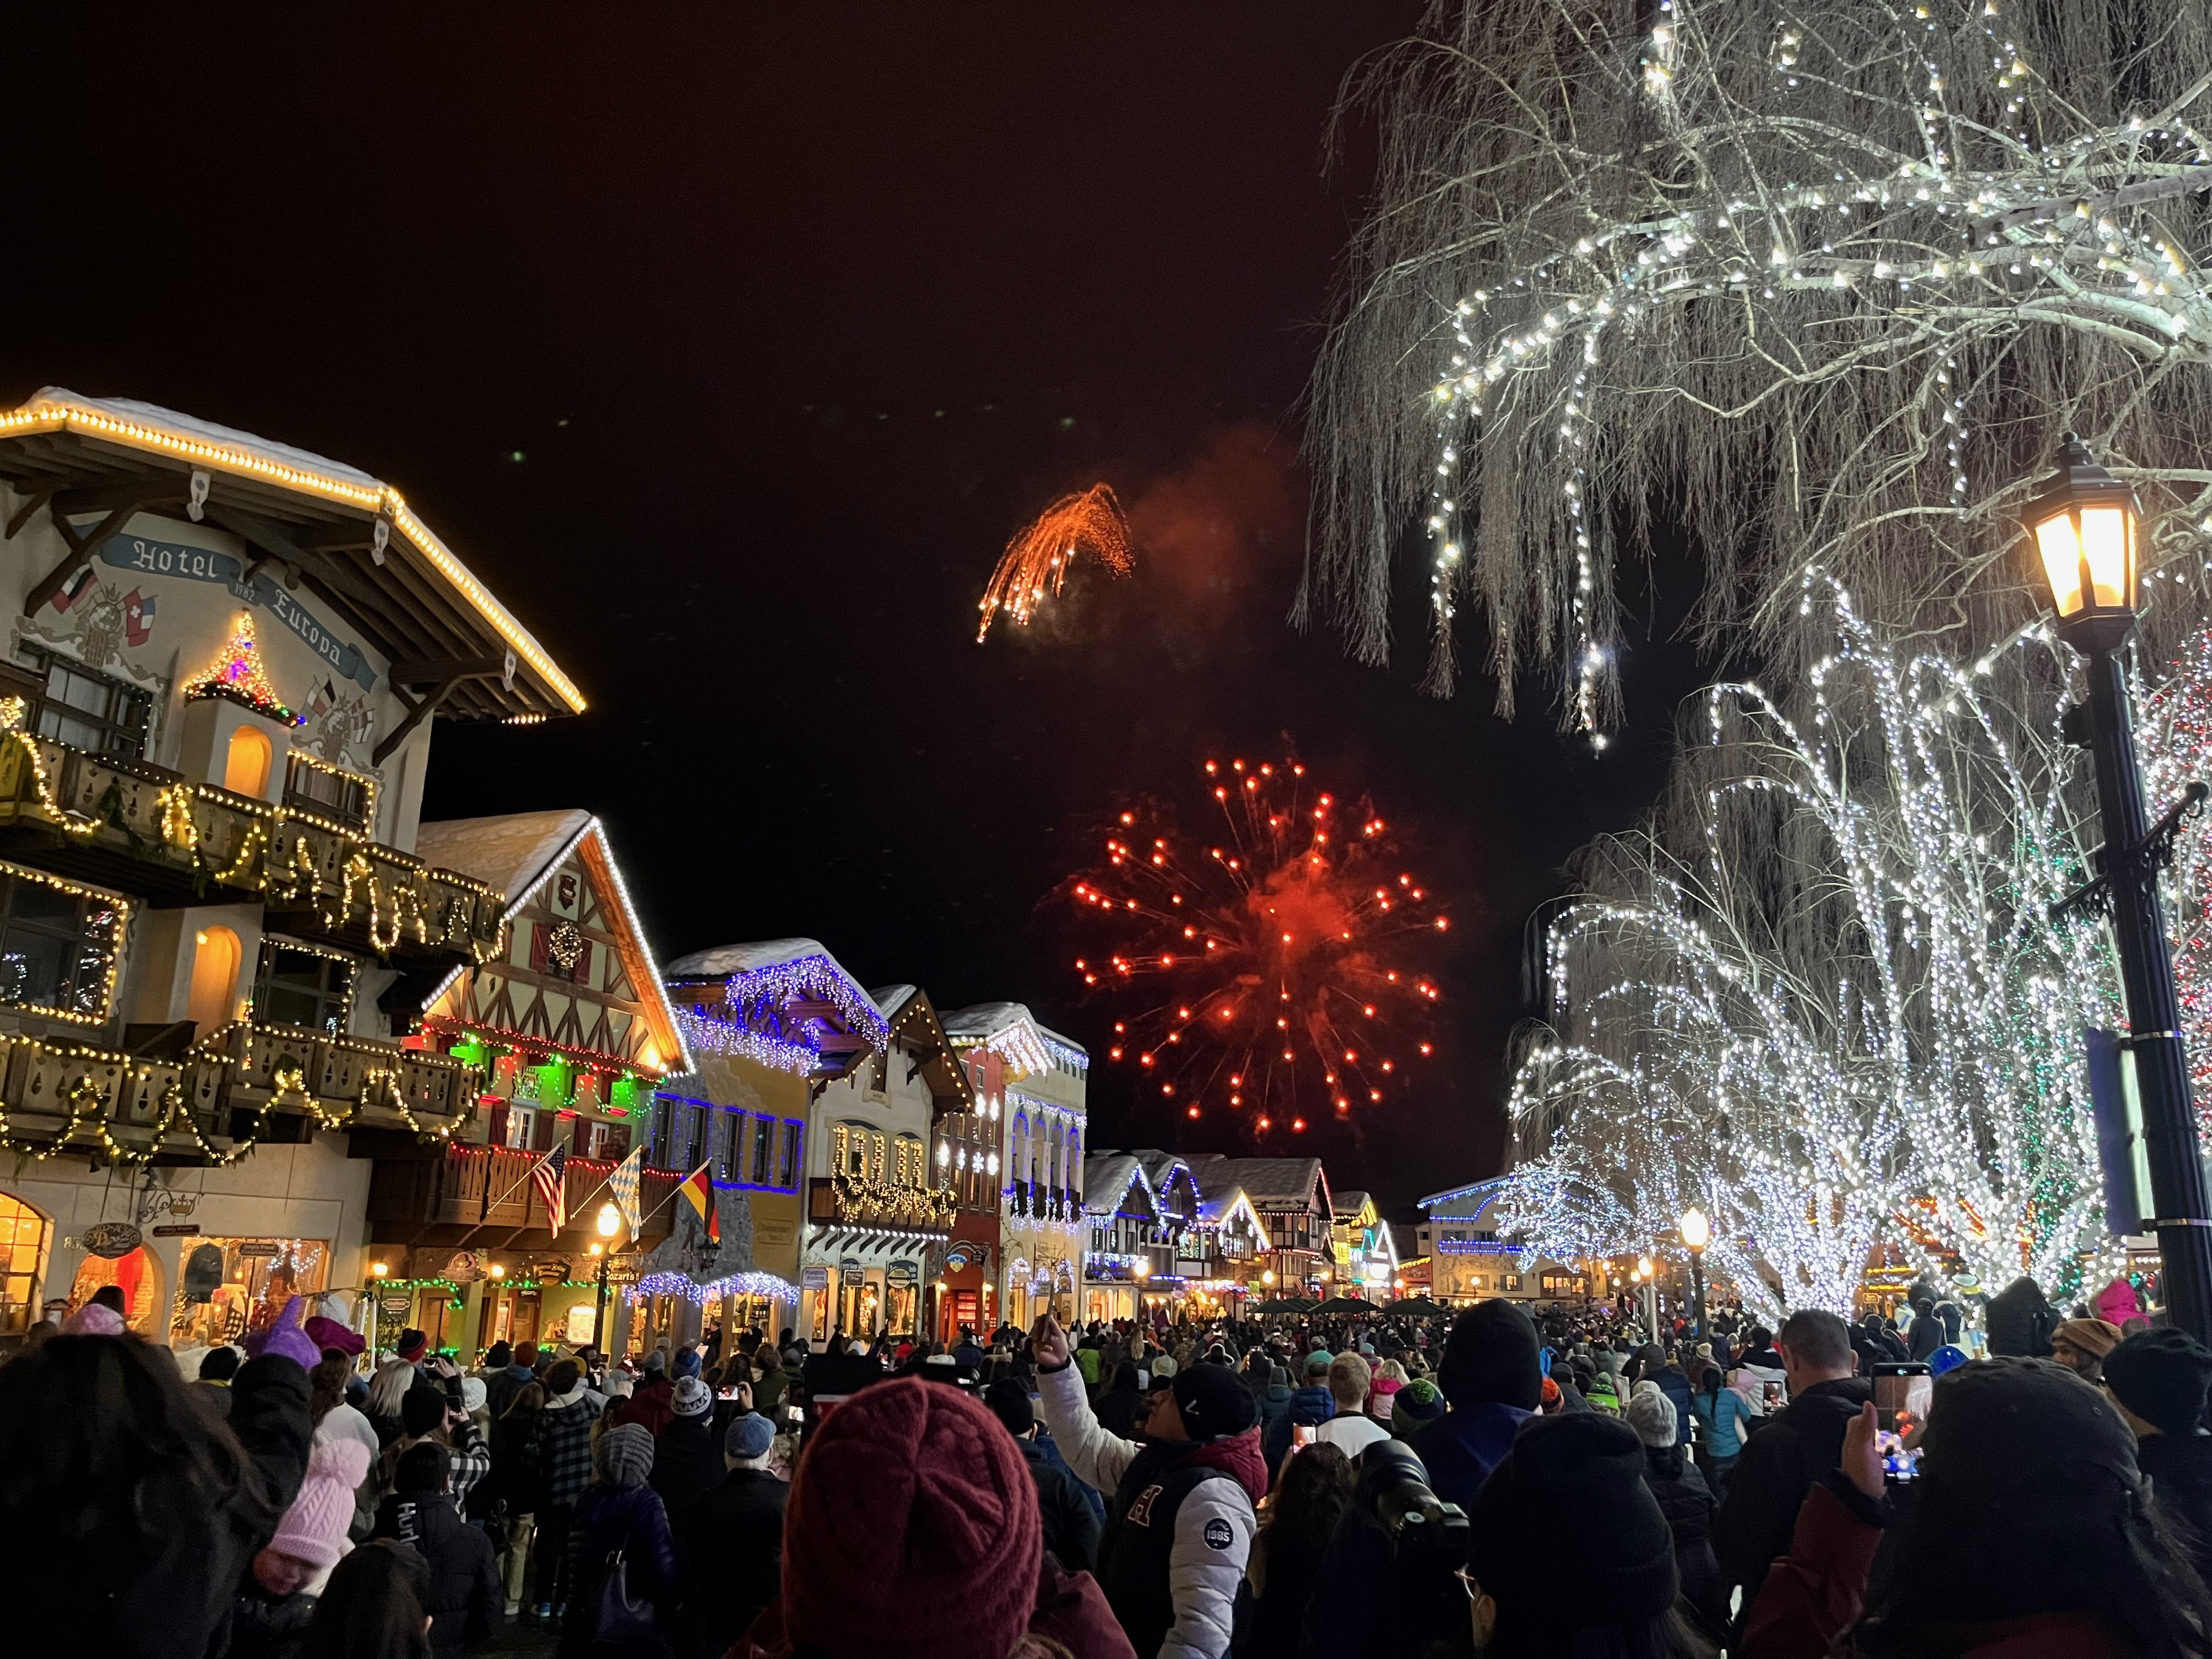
[2,10,1703,1218]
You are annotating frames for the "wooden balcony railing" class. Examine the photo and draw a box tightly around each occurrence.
[374,1142,681,1243]
[0,1020,483,1167]
[0,731,504,963]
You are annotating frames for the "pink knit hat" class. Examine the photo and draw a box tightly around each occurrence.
[782,1376,1041,1657]
[268,1436,374,1567]
[63,1304,125,1336]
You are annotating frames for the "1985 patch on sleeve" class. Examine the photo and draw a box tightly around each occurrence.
[1202,1517,1235,1551]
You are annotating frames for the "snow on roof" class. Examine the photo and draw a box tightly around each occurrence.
[414,810,593,898]
[5,389,583,713]
[1418,1176,1510,1211]
[871,984,919,1018]
[1195,1182,1258,1227]
[941,1000,1087,1072]
[1333,1191,1372,1217]
[1082,1153,1152,1217]
[664,938,833,981]
[1181,1156,1324,1207]
[1134,1150,1195,1194]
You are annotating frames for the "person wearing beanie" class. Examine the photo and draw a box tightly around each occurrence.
[674,1414,788,1659]
[530,1358,603,1620]
[1624,1384,1727,1639]
[1465,1413,1689,1655]
[1743,1357,2212,1657]
[2050,1317,2123,1384]
[485,1340,537,1421]
[303,1314,365,1359]
[649,1375,724,1515]
[1300,1301,1544,1658]
[370,1439,500,1659]
[374,1379,492,1521]
[1389,1376,1448,1439]
[983,1375,1102,1574]
[234,1432,376,1659]
[1032,1312,1262,1659]
[2106,1327,2212,1586]
[743,1375,1125,1659]
[559,1424,675,1658]
[1713,1307,1868,1624]
[1984,1274,2058,1358]
[394,1328,429,1366]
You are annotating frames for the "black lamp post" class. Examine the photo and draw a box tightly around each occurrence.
[1679,1208,1708,1345]
[590,1201,622,1352]
[2033,435,2212,1342]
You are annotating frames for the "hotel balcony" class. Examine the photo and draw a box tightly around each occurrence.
[365,1140,681,1250]
[0,731,504,963]
[808,1175,957,1238]
[0,1018,481,1166]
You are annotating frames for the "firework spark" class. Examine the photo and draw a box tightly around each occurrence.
[976,483,1135,641]
[1066,756,1447,1138]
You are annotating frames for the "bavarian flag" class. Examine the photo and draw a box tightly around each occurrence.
[679,1161,719,1244]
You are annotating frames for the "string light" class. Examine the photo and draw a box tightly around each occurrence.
[182,612,305,726]
[679,949,891,1075]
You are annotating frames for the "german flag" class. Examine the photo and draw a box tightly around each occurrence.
[679,1161,719,1243]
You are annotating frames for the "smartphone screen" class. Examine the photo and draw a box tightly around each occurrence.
[1291,1423,1316,1449]
[1763,1380,1783,1410]
[1874,1367,1932,1483]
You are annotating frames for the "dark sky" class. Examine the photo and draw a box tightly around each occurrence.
[2,9,1700,1219]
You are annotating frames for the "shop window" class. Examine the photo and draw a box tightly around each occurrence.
[0,1193,49,1338]
[18,645,151,758]
[70,1245,164,1338]
[187,926,243,1033]
[222,724,273,798]
[283,751,371,830]
[251,940,357,1035]
[0,866,126,1022]
[170,1237,329,1348]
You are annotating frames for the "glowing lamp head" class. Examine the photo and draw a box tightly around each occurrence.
[596,1201,622,1239]
[369,1260,390,1279]
[1133,1260,1150,1280]
[1679,1207,1709,1252]
[1261,1268,1277,1286]
[2028,434,2140,647]
[1636,1256,1652,1279]
[489,1262,506,1279]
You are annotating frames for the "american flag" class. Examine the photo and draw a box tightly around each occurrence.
[531,1145,568,1233]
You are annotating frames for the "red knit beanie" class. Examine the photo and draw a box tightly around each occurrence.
[782,1376,1041,1657]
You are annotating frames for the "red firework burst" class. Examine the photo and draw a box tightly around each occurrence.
[1065,755,1447,1137]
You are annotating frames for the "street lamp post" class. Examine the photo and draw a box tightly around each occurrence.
[591,1201,622,1352]
[1636,1257,1657,1344]
[1679,1209,1709,1345]
[2031,436,2212,1342]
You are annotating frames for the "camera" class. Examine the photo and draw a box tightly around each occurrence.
[1361,1440,1472,1647]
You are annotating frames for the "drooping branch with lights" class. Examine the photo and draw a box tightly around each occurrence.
[1505,578,2120,1310]
[1302,0,2212,729]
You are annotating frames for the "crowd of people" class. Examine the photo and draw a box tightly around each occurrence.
[9,1269,2212,1659]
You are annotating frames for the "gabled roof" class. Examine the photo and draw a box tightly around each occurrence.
[1082,1153,1155,1220]
[1183,1156,1328,1211]
[1332,1190,1373,1218]
[1132,1150,1197,1199]
[1195,1180,1263,1236]
[879,984,974,1112]
[0,388,583,718]
[871,984,918,1019]
[942,1001,1088,1076]
[1418,1176,1511,1212]
[416,810,690,1075]
[667,938,889,1079]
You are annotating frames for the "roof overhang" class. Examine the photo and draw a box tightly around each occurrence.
[0,390,584,721]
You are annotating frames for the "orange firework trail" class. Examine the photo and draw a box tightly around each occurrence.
[975,483,1135,641]
[1065,756,1448,1139]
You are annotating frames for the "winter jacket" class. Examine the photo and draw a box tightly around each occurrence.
[484,1362,535,1423]
[1713,1375,1871,1614]
[673,1466,786,1659]
[1038,1426,1108,1522]
[537,1386,604,1508]
[87,1353,314,1659]
[373,1489,501,1659]
[1263,1385,1335,1475]
[1406,1398,1534,1509]
[1742,1476,2122,1657]
[1644,1443,1728,1638]
[561,1481,679,1659]
[1022,1436,1104,1573]
[1255,1376,1290,1457]
[1651,1363,1696,1442]
[2139,1430,2212,1588]
[732,1558,1136,1659]
[490,1407,545,1515]
[1906,1310,1946,1362]
[626,1376,675,1438]
[2097,1278,2148,1330]
[1037,1359,1263,1659]
[647,1415,724,1516]
[1690,1383,1755,1459]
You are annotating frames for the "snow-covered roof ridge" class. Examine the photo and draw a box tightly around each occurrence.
[872,984,919,1018]
[664,938,833,980]
[30,388,381,487]
[414,810,594,898]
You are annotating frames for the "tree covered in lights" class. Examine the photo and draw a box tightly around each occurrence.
[1301,0,2212,729]
[1503,579,2119,1312]
[2138,627,2212,1150]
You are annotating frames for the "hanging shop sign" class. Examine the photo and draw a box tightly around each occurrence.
[82,1221,144,1258]
[840,1266,866,1288]
[379,1293,414,1317]
[236,1240,283,1258]
[887,1262,919,1286]
[444,1250,485,1284]
[151,1223,201,1237]
[95,532,379,689]
[531,1261,572,1283]
[802,1266,830,1289]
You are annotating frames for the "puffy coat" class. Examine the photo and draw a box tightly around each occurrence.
[1644,1443,1728,1638]
[373,1489,501,1659]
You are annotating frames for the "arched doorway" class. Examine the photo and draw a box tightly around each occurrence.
[0,1192,50,1342]
[70,1244,165,1338]
[188,926,242,1032]
[223,725,274,798]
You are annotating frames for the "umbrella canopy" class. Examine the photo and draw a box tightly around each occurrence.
[1252,1297,1317,1315]
[1383,1296,1449,1318]
[1312,1295,1378,1314]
